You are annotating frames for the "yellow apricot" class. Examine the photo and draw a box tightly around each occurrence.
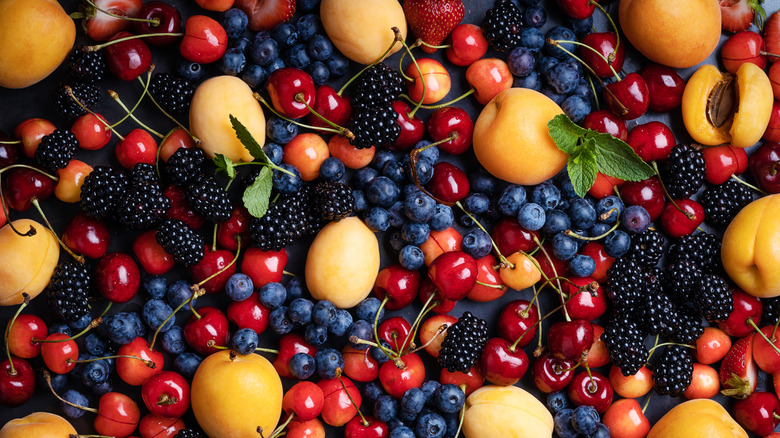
[320,0,406,65]
[647,399,746,438]
[463,385,553,438]
[0,219,59,306]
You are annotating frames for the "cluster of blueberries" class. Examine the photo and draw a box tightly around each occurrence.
[547,391,610,437]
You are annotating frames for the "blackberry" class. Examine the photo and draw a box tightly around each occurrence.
[438,312,488,373]
[695,274,733,322]
[249,193,310,251]
[300,185,326,235]
[661,144,705,199]
[626,229,665,267]
[664,260,703,303]
[114,164,170,230]
[80,166,129,219]
[166,147,206,185]
[671,306,704,345]
[701,179,753,227]
[186,174,232,223]
[643,292,678,338]
[66,48,106,82]
[35,129,78,170]
[173,429,204,438]
[149,73,195,114]
[348,105,401,149]
[53,81,100,119]
[47,262,91,322]
[667,232,722,274]
[762,297,780,326]
[652,345,693,396]
[313,180,354,221]
[351,63,404,111]
[482,0,523,51]
[606,258,645,308]
[155,219,205,266]
[602,318,647,376]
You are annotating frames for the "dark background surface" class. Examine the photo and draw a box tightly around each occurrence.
[1,0,779,436]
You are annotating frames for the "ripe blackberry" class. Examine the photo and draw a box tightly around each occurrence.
[348,105,401,149]
[53,81,100,119]
[701,179,753,227]
[438,311,488,373]
[643,292,678,338]
[249,194,309,251]
[602,318,647,376]
[149,73,195,114]
[299,185,326,235]
[173,429,204,438]
[351,63,404,111]
[762,297,780,326]
[695,274,733,322]
[483,0,523,52]
[313,180,354,221]
[661,144,705,199]
[664,260,703,303]
[47,262,91,322]
[166,147,206,185]
[66,48,106,82]
[114,164,170,230]
[186,174,232,223]
[627,228,665,267]
[652,345,693,396]
[606,258,645,308]
[671,306,704,345]
[156,219,205,266]
[80,165,129,219]
[35,129,78,170]
[667,232,722,274]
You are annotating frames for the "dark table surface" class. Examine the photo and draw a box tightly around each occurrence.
[1,0,779,436]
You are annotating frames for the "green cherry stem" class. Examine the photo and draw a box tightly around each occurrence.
[336,28,404,96]
[31,199,84,263]
[565,220,620,241]
[747,318,780,356]
[589,0,621,61]
[454,384,467,438]
[552,39,621,81]
[371,296,396,359]
[0,140,21,144]
[253,93,347,138]
[399,88,476,110]
[109,90,164,138]
[84,33,184,51]
[136,76,192,135]
[454,201,508,264]
[43,370,99,414]
[531,236,569,321]
[150,287,207,350]
[586,74,600,111]
[416,39,451,50]
[398,36,426,118]
[266,412,295,438]
[650,161,696,220]
[771,315,780,340]
[641,391,653,414]
[293,93,355,139]
[113,67,154,130]
[67,354,156,368]
[335,368,370,427]
[65,86,125,141]
[3,293,29,375]
[397,291,438,358]
[731,174,768,195]
[408,323,448,354]
[78,0,160,25]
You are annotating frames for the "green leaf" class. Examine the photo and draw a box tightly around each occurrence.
[567,147,598,198]
[242,166,273,218]
[230,114,269,164]
[213,153,236,180]
[589,132,655,182]
[547,114,588,155]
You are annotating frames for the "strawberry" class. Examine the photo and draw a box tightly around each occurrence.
[79,0,143,42]
[720,0,766,33]
[720,336,758,399]
[765,11,780,62]
[234,0,295,32]
[404,0,465,54]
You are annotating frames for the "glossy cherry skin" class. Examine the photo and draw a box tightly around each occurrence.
[267,67,316,119]
[116,129,158,169]
[440,365,484,396]
[548,320,594,361]
[563,277,607,321]
[568,370,613,414]
[626,121,675,162]
[216,207,250,251]
[342,345,380,382]
[138,413,184,438]
[4,167,54,211]
[589,173,624,199]
[491,217,540,256]
[283,381,325,421]
[164,184,205,229]
[0,357,35,407]
[183,306,230,355]
[373,264,420,311]
[497,300,539,348]
[95,252,141,303]
[749,142,780,194]
[659,199,704,239]
[533,352,575,394]
[134,230,176,275]
[106,31,152,81]
[71,113,111,150]
[446,23,488,66]
[426,106,474,155]
[240,247,287,288]
[390,100,425,152]
[0,133,20,167]
[718,289,762,337]
[703,145,749,185]
[733,391,780,435]
[307,85,352,130]
[620,176,665,221]
[14,118,55,159]
[556,0,595,19]
[604,73,650,120]
[40,333,78,374]
[190,248,237,294]
[94,392,141,438]
[344,416,388,438]
[427,251,478,301]
[227,292,270,334]
[721,31,767,74]
[117,337,164,386]
[580,243,614,284]
[467,254,506,302]
[317,376,360,427]
[418,277,457,314]
[141,371,190,418]
[426,162,470,203]
[480,337,529,386]
[62,212,110,259]
[287,418,326,438]
[159,127,196,162]
[377,316,412,353]
[639,63,685,113]
[764,102,780,141]
[579,32,624,78]
[274,333,317,379]
[133,1,183,46]
[581,109,628,141]
[379,352,425,398]
[180,15,227,63]
[7,313,46,358]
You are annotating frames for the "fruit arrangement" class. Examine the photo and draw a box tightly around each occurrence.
[3,0,780,437]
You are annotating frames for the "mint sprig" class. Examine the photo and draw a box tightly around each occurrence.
[242,166,273,218]
[548,114,654,198]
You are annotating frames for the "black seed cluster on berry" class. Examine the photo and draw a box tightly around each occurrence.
[661,144,705,199]
[627,228,665,267]
[47,262,91,322]
[653,345,693,396]
[701,179,753,227]
[114,163,170,230]
[313,180,354,222]
[149,73,195,114]
[438,311,488,373]
[606,258,645,308]
[602,317,648,376]
[166,147,206,186]
[483,0,524,52]
[53,81,100,119]
[695,274,733,322]
[35,129,78,170]
[249,193,310,251]
[80,165,129,220]
[155,219,205,267]
[66,48,106,82]
[664,260,703,304]
[186,174,232,223]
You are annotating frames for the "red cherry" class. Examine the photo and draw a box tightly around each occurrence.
[427,251,477,301]
[164,184,206,229]
[426,162,470,203]
[418,277,457,314]
[579,32,624,78]
[556,0,595,19]
[547,320,594,361]
[568,370,613,413]
[94,392,141,437]
[138,413,184,438]
[216,207,250,251]
[14,118,55,159]
[141,371,190,418]
[580,243,614,284]
[283,381,325,421]
[536,244,568,282]
[0,132,20,167]
[95,252,141,303]
[563,278,607,321]
[6,313,46,358]
[317,376,360,427]
[581,109,628,141]
[190,248,237,294]
[287,418,326,438]
[0,357,35,407]
[227,292,270,334]
[133,230,176,275]
[267,67,316,119]
[440,366,484,396]
[116,129,158,169]
[183,306,229,355]
[426,106,474,155]
[620,176,665,221]
[105,31,152,81]
[733,391,780,435]
[533,351,575,393]
[159,127,196,163]
[240,247,287,288]
[659,199,704,238]
[307,85,353,130]
[373,264,420,311]
[133,1,183,46]
[62,212,110,260]
[274,333,317,380]
[445,24,488,66]
[180,15,227,63]
[342,345,380,383]
[749,141,780,194]
[467,254,506,302]
[4,167,54,211]
[764,101,780,141]
[378,353,425,398]
[490,217,540,256]
[71,113,111,151]
[117,337,164,386]
[41,333,78,374]
[344,416,388,438]
[497,300,539,348]
[702,145,749,185]
[718,289,762,337]
[639,63,685,113]
[390,100,425,152]
[604,73,650,120]
[752,326,780,374]
[721,31,767,74]
[377,316,412,353]
[480,337,529,386]
[770,63,780,101]
[588,173,624,199]
[626,121,675,162]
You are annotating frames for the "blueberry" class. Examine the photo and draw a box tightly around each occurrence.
[348,319,373,350]
[305,323,328,345]
[296,14,322,41]
[561,94,591,123]
[546,391,570,414]
[543,209,571,234]
[271,23,297,47]
[596,195,624,224]
[458,212,479,228]
[285,43,311,69]
[315,157,344,183]
[161,325,186,354]
[259,282,286,309]
[381,160,405,186]
[298,0,320,12]
[545,61,579,95]
[388,201,406,228]
[370,340,392,364]
[523,4,547,27]
[80,360,109,387]
[269,306,293,334]
[262,142,284,165]
[415,412,447,438]
[429,204,454,231]
[353,190,368,212]
[241,64,269,89]
[401,387,426,416]
[166,280,191,308]
[469,169,497,195]
[285,277,305,302]
[220,8,248,38]
[568,16,594,37]
[442,413,459,438]
[420,380,441,405]
[127,312,146,337]
[520,28,544,53]
[218,48,246,75]
[289,352,316,379]
[404,190,436,223]
[389,426,415,438]
[364,381,387,403]
[144,276,167,299]
[554,409,578,438]
[532,182,561,210]
[68,313,92,331]
[434,384,465,414]
[288,298,314,325]
[604,229,631,257]
[507,47,535,77]
[364,207,390,232]
[329,309,353,336]
[177,60,205,83]
[91,380,113,395]
[267,57,285,73]
[272,164,303,194]
[354,167,379,189]
[307,34,333,61]
[250,32,279,66]
[537,56,559,74]
[374,394,399,422]
[356,297,385,322]
[591,423,610,438]
[373,148,396,170]
[226,273,253,301]
[399,245,425,270]
[311,300,337,327]
[552,233,578,260]
[413,141,439,163]
[568,254,596,277]
[567,198,597,229]
[589,222,611,238]
[315,348,344,379]
[541,86,566,105]
[101,313,137,345]
[366,176,400,208]
[518,202,546,231]
[556,173,578,199]
[545,26,577,59]
[174,352,202,378]
[571,77,592,101]
[497,185,526,216]
[266,116,298,144]
[230,36,251,53]
[83,332,108,356]
[232,328,259,355]
[621,205,651,233]
[464,193,490,215]
[571,405,600,434]
[462,230,492,259]
[325,51,349,77]
[42,372,68,393]
[61,389,89,419]
[402,222,430,246]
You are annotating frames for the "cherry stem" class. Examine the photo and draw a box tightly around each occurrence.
[67,354,156,368]
[267,412,295,438]
[475,280,506,290]
[350,337,381,349]
[197,237,241,289]
[454,384,467,438]
[730,174,767,195]
[454,201,507,263]
[408,134,459,206]
[84,32,183,51]
[532,236,568,321]
[650,161,696,220]
[112,67,154,132]
[583,362,598,393]
[398,291,437,358]
[760,51,780,59]
[646,341,694,355]
[409,324,449,354]
[253,93,349,139]
[398,37,426,118]
[510,287,587,351]
[157,394,178,406]
[553,39,621,81]
[0,140,20,144]
[372,296,395,359]
[65,86,125,141]
[535,292,544,349]
[33,308,109,343]
[416,39,451,50]
[3,293,30,375]
[747,318,780,356]
[772,315,780,340]
[293,93,353,138]
[589,0,621,61]
[565,220,620,241]
[80,0,160,25]
[774,413,780,421]
[109,90,163,138]
[43,370,99,414]
[255,346,280,354]
[335,368,368,426]
[337,28,403,96]
[399,89,476,110]
[522,284,545,318]
[641,391,653,414]
[150,287,206,350]
[136,75,192,136]
[30,198,84,263]
[282,270,296,277]
[586,74,600,111]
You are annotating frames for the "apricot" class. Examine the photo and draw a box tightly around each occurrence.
[0,219,58,306]
[618,0,720,69]
[305,217,380,309]
[647,399,747,438]
[0,0,75,89]
[721,194,780,298]
[191,350,283,438]
[472,88,567,185]
[189,76,265,162]
[0,412,77,438]
[320,0,406,65]
[682,63,773,148]
[462,385,553,438]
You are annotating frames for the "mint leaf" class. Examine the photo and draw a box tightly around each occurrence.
[213,153,236,179]
[230,114,269,164]
[589,132,655,181]
[548,114,588,155]
[567,146,598,198]
[243,166,273,218]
